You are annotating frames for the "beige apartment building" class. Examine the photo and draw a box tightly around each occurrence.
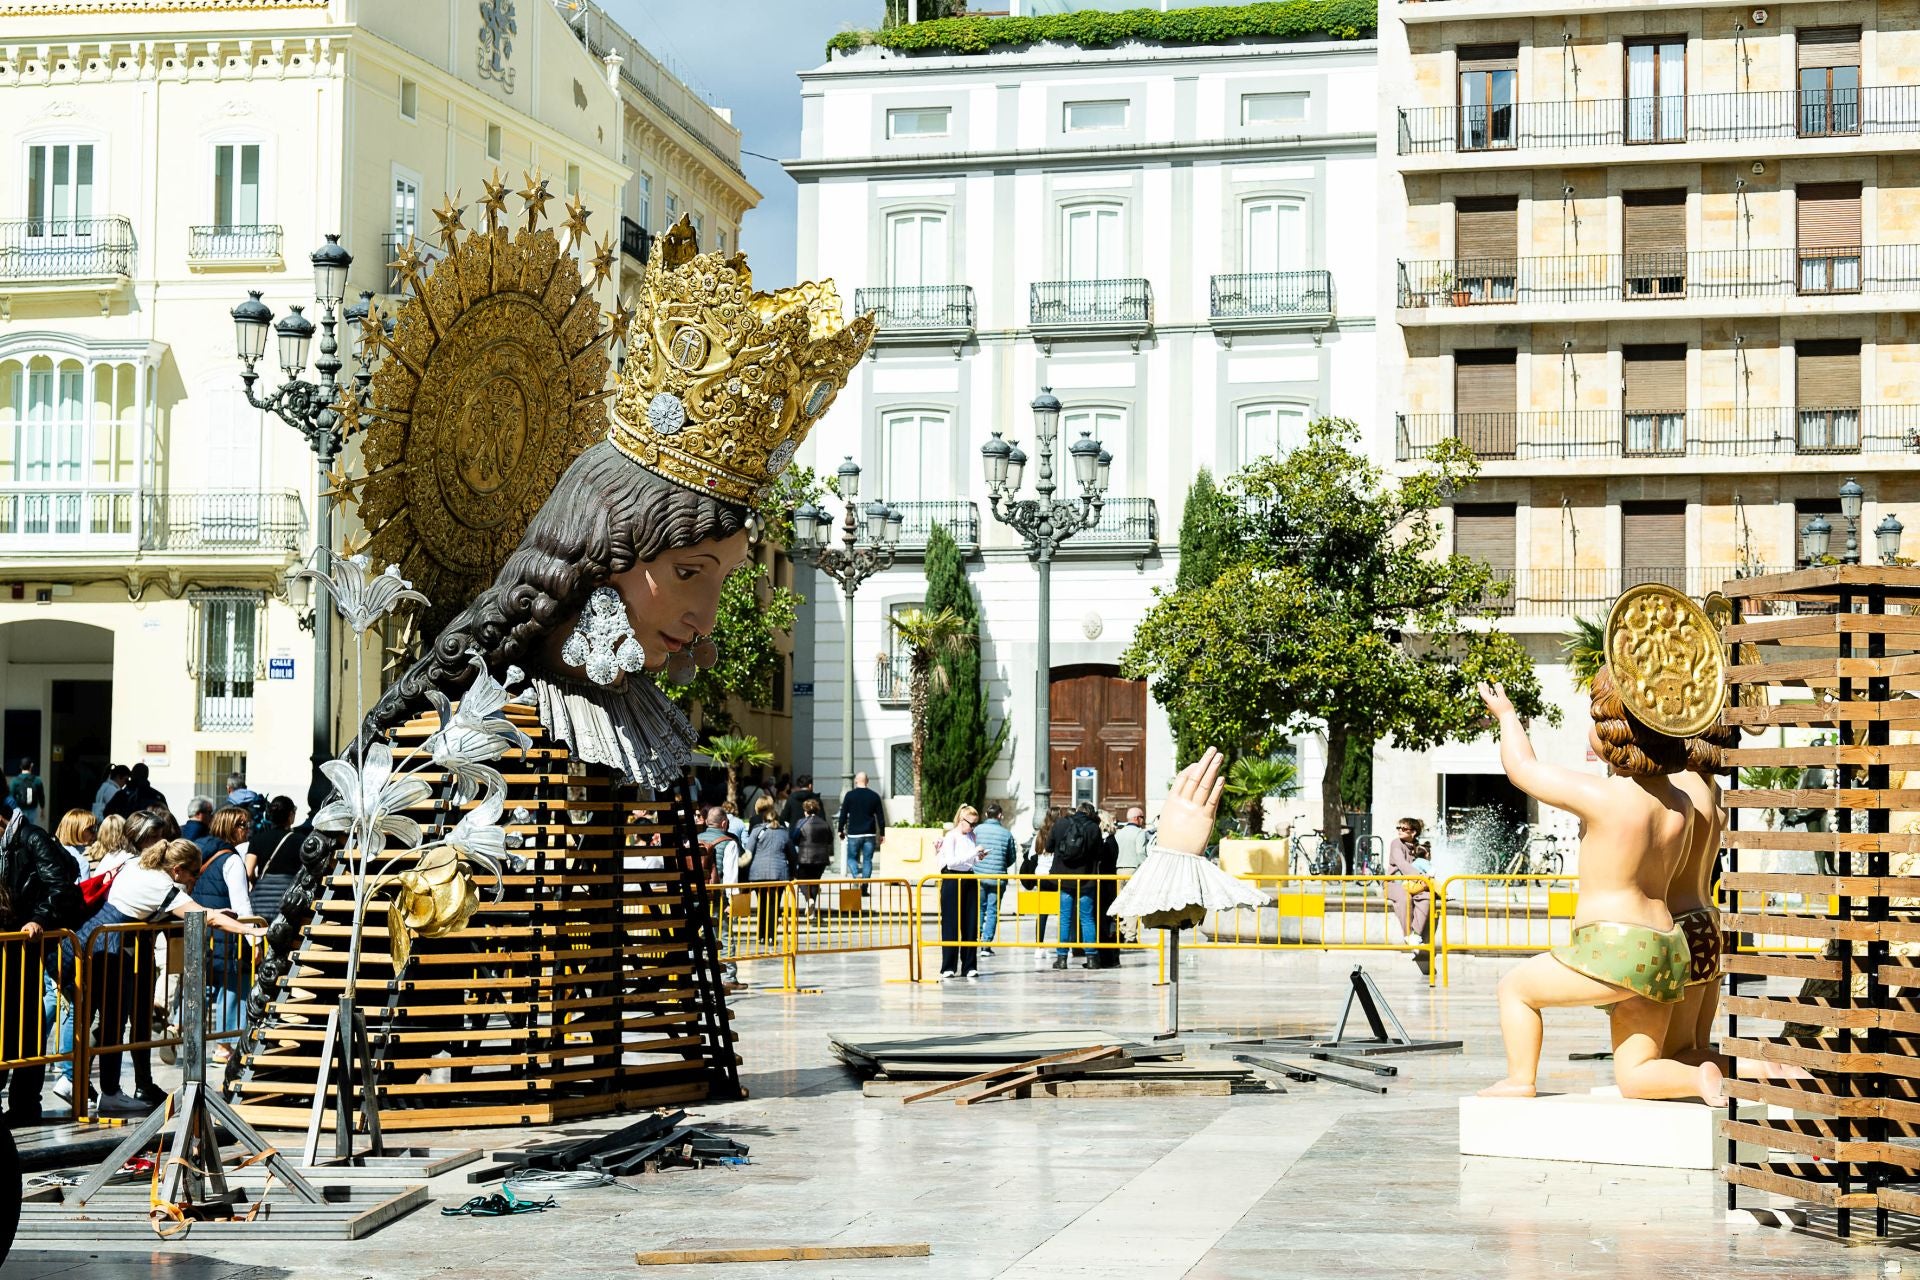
[0,0,752,814]
[1377,1,1920,846]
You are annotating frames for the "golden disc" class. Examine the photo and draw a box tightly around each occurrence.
[1604,582,1729,739]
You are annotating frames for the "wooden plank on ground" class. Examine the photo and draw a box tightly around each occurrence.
[636,1243,931,1266]
[897,1046,1122,1105]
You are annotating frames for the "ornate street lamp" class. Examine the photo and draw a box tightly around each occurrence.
[790,458,902,789]
[1875,513,1905,564]
[229,234,382,802]
[979,387,1107,817]
[1839,476,1865,565]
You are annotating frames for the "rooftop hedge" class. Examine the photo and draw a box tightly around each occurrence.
[827,1,1377,58]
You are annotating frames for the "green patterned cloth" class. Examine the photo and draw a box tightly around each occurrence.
[1551,920,1689,1005]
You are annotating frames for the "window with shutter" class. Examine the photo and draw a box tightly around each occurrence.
[1622,501,1686,590]
[1798,29,1861,137]
[1797,183,1862,294]
[1454,502,1516,614]
[1796,338,1861,453]
[1454,350,1517,459]
[1455,197,1517,303]
[1623,344,1686,456]
[1623,190,1686,299]
[1626,40,1685,144]
[1457,46,1517,151]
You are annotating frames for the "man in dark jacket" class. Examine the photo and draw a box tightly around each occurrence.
[102,762,166,819]
[0,806,86,1125]
[835,773,886,878]
[1049,803,1106,970]
[780,774,820,826]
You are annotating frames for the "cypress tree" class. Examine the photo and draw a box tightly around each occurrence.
[920,524,1000,818]
[1170,470,1242,766]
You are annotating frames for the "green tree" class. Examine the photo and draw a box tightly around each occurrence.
[889,606,973,824]
[1224,754,1299,836]
[1562,614,1606,693]
[704,733,772,812]
[1170,469,1243,767]
[920,525,1006,822]
[1122,418,1553,837]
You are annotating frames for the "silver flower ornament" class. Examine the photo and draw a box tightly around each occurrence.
[314,740,433,861]
[299,552,430,635]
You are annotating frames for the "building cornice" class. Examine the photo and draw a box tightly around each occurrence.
[785,132,1375,178]
[799,39,1378,82]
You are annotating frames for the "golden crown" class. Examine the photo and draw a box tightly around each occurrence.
[609,217,874,506]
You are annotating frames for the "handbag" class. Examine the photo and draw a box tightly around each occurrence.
[78,866,119,912]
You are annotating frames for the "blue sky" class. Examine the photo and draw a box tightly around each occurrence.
[601,0,879,289]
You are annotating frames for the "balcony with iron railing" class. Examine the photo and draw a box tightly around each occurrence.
[887,499,981,554]
[1397,406,1919,463]
[1209,270,1334,340]
[188,224,283,266]
[1475,565,1791,618]
[1398,86,1920,160]
[1060,497,1159,566]
[853,285,977,346]
[876,653,911,706]
[620,216,652,265]
[1397,245,1920,317]
[0,217,136,285]
[382,233,445,294]
[141,490,304,554]
[1030,278,1153,346]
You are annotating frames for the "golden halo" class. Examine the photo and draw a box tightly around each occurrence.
[1604,582,1729,739]
[1702,590,1766,734]
[355,201,611,639]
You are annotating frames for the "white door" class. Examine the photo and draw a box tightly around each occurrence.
[1238,403,1308,466]
[213,144,261,229]
[1243,199,1306,276]
[1064,205,1123,280]
[204,389,263,541]
[885,410,950,503]
[887,212,949,289]
[19,365,85,533]
[25,143,94,237]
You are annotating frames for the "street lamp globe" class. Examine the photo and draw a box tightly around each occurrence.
[1006,442,1027,493]
[864,499,890,545]
[812,506,834,548]
[837,455,862,503]
[342,290,374,365]
[231,290,273,365]
[275,305,316,378]
[1068,430,1102,490]
[883,505,904,548]
[1802,515,1832,562]
[310,234,354,308]
[1031,386,1061,445]
[792,502,822,551]
[1096,447,1113,494]
[981,431,1011,489]
[1877,513,1905,563]
[1839,477,1864,524]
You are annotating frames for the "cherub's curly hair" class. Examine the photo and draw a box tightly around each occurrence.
[362,440,749,741]
[1683,718,1739,775]
[1589,667,1688,777]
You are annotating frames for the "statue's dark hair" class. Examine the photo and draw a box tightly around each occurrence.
[362,440,749,740]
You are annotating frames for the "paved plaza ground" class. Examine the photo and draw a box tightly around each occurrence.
[3,948,1910,1280]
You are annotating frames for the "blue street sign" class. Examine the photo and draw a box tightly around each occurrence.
[268,657,296,680]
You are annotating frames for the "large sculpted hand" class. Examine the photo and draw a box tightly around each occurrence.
[1477,681,1517,720]
[1155,747,1226,856]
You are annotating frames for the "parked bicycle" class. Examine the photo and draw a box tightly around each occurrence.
[1501,830,1565,877]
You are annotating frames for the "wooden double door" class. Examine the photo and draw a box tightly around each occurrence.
[1048,664,1147,816]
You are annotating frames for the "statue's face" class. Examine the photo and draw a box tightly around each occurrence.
[605,528,752,670]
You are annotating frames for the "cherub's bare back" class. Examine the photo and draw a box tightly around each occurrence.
[1566,773,1694,931]
[1668,771,1725,916]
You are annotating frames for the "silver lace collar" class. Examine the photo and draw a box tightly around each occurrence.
[524,666,696,791]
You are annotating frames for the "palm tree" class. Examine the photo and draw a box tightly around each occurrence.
[1562,614,1606,693]
[1224,755,1299,836]
[888,606,974,823]
[705,733,772,812]
[1739,765,1804,830]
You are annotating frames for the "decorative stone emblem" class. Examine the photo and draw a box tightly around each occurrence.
[668,325,708,370]
[646,391,687,435]
[478,0,517,93]
[764,440,797,476]
[803,378,833,417]
[1082,611,1104,640]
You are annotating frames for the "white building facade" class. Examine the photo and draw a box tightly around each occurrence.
[787,20,1378,831]
[0,0,745,814]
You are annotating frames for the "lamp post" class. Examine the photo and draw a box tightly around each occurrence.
[229,235,379,802]
[791,457,902,790]
[979,387,1110,818]
[1801,476,1906,566]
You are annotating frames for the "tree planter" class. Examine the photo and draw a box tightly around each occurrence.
[880,828,943,875]
[1217,837,1291,878]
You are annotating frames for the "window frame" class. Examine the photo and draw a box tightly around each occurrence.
[1624,37,1687,145]
[883,207,952,291]
[1063,99,1129,133]
[399,77,419,122]
[880,406,954,503]
[207,135,267,232]
[1059,200,1127,282]
[192,589,264,733]
[1240,92,1309,128]
[1239,193,1309,277]
[22,135,101,237]
[1233,400,1312,468]
[486,122,503,161]
[886,106,951,140]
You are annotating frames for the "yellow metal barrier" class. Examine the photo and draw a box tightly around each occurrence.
[1435,875,1575,984]
[706,877,920,991]
[0,928,78,1078]
[912,872,1441,985]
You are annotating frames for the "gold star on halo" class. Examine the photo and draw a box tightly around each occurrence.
[563,193,592,245]
[339,529,372,558]
[432,192,466,249]
[607,299,635,344]
[478,168,510,232]
[387,239,425,291]
[589,233,616,289]
[322,465,362,510]
[330,387,365,437]
[382,613,418,676]
[518,169,553,231]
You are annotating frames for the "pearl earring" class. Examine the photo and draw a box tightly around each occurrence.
[561,587,646,687]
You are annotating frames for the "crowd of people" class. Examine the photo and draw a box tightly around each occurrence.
[0,765,299,1126]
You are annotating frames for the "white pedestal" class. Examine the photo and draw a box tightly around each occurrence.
[1459,1093,1718,1170]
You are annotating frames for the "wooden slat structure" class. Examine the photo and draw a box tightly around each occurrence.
[1719,565,1920,1238]
[230,702,739,1131]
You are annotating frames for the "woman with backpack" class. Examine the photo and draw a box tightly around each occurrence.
[193,807,255,1050]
